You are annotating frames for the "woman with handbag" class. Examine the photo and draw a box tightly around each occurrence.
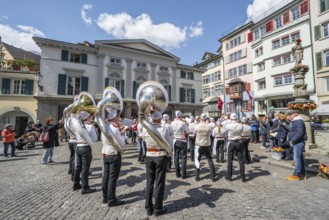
[41,117,64,165]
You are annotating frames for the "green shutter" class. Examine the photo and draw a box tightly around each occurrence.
[191,89,195,103]
[25,80,34,95]
[61,50,69,61]
[316,52,323,70]
[191,73,194,80]
[133,81,137,99]
[168,85,171,101]
[81,76,89,92]
[120,80,125,98]
[105,78,109,88]
[179,87,184,102]
[1,78,11,94]
[314,25,321,41]
[81,53,87,64]
[57,74,66,95]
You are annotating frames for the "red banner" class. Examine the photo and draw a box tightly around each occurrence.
[217,97,223,110]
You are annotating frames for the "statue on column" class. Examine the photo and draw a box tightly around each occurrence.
[292,39,303,66]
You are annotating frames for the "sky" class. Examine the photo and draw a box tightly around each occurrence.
[0,0,292,65]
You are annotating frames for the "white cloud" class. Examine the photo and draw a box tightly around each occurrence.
[81,4,93,26]
[0,15,8,20]
[96,12,203,49]
[0,24,44,53]
[189,21,203,38]
[17,25,46,37]
[247,0,293,21]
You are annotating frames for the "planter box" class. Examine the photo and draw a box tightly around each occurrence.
[271,152,283,160]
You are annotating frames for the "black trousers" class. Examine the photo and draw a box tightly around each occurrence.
[102,154,122,202]
[174,140,187,177]
[188,136,195,161]
[195,146,215,179]
[145,156,167,212]
[215,140,225,162]
[74,145,92,190]
[68,142,76,180]
[242,139,251,164]
[132,131,137,143]
[227,141,245,179]
[251,130,259,142]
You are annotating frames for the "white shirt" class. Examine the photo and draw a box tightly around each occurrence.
[171,118,190,141]
[76,123,97,147]
[221,120,243,141]
[101,123,125,155]
[163,123,173,148]
[188,122,196,137]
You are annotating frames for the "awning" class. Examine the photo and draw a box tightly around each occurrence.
[311,104,329,115]
[202,96,218,103]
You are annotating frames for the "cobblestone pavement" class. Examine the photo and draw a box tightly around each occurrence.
[1,141,329,220]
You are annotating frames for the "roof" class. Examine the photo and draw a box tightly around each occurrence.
[2,42,40,64]
[201,52,216,61]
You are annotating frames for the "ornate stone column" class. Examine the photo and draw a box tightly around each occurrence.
[97,54,106,95]
[150,63,156,81]
[125,58,133,99]
[171,67,177,102]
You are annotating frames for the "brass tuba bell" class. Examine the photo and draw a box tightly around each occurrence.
[136,81,172,155]
[95,86,124,154]
[70,92,96,146]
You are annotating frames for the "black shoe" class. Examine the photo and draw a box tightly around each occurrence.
[221,160,225,163]
[81,188,96,195]
[102,199,108,204]
[108,200,125,207]
[146,208,154,216]
[211,177,216,182]
[225,177,233,182]
[154,208,167,217]
[11,154,18,157]
[176,174,181,178]
[195,175,200,181]
[73,184,82,191]
[241,177,247,183]
[182,175,188,179]
[216,159,220,163]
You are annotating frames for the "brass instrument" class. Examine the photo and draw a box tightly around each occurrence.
[70,92,96,146]
[63,103,76,138]
[95,87,124,154]
[136,81,172,155]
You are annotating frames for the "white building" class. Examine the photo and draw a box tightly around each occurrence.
[310,0,329,114]
[33,37,203,122]
[250,0,315,115]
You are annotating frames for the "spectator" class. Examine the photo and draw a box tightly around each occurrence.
[250,114,259,143]
[2,124,17,157]
[131,119,138,144]
[259,117,268,149]
[277,114,291,160]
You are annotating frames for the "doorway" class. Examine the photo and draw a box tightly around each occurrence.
[15,116,28,137]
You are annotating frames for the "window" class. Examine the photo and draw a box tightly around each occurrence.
[283,54,292,64]
[291,7,300,21]
[238,64,247,76]
[325,50,329,66]
[254,29,260,40]
[255,47,263,58]
[275,17,282,29]
[281,36,290,46]
[283,11,290,24]
[230,36,241,48]
[229,50,242,62]
[181,71,186,78]
[231,84,240,93]
[137,63,147,69]
[215,85,224,95]
[291,32,300,42]
[110,58,121,64]
[325,77,329,92]
[187,72,194,79]
[203,87,210,98]
[322,22,329,38]
[274,74,293,86]
[67,77,81,95]
[242,101,249,111]
[257,63,265,72]
[320,0,329,13]
[13,80,26,94]
[271,98,295,108]
[184,88,192,102]
[70,53,81,63]
[266,20,274,33]
[228,68,237,78]
[181,71,194,79]
[300,0,309,15]
[273,58,281,66]
[258,81,266,90]
[272,39,280,49]
[160,66,168,71]
[230,102,236,112]
[260,26,266,37]
[108,72,121,92]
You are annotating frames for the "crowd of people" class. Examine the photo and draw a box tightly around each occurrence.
[1,104,308,217]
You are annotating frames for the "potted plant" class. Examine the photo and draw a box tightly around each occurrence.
[7,59,22,70]
[271,146,285,160]
[23,59,39,71]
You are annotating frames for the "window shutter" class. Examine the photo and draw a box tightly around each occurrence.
[248,102,252,111]
[61,50,69,61]
[1,78,11,94]
[81,76,89,92]
[105,77,109,88]
[300,0,308,15]
[241,33,246,43]
[265,20,273,33]
[247,32,253,43]
[191,89,195,103]
[81,53,87,64]
[120,80,125,98]
[179,87,184,102]
[225,87,231,95]
[133,81,137,99]
[283,11,290,24]
[247,62,253,73]
[316,52,323,70]
[241,48,247,58]
[168,85,171,101]
[314,25,321,41]
[57,74,66,95]
[25,80,34,95]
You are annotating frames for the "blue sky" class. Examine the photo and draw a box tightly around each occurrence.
[0,0,289,65]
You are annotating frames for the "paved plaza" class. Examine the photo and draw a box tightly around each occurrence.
[1,141,329,220]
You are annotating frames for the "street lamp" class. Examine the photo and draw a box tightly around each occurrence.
[35,72,43,92]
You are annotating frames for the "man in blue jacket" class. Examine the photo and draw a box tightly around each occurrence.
[250,114,259,143]
[286,110,307,181]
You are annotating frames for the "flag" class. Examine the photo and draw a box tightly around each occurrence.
[246,89,253,100]
[217,97,223,110]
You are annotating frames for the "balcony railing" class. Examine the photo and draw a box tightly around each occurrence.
[230,92,242,100]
